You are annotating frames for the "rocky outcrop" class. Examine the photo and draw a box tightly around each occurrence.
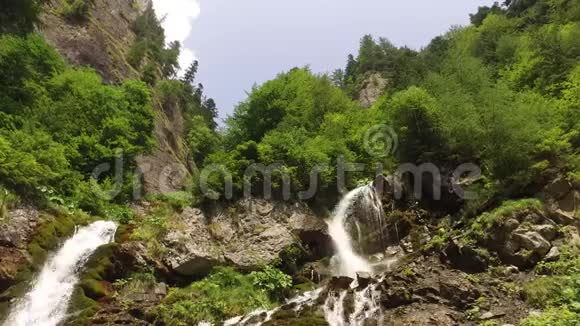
[543,178,579,225]
[40,0,148,83]
[0,207,39,293]
[358,73,388,108]
[160,199,330,277]
[39,0,192,196]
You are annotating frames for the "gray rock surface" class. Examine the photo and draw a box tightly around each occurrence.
[161,199,328,276]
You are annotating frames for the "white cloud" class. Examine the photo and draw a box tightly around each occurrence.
[152,0,200,72]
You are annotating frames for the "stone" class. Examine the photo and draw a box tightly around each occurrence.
[512,231,551,256]
[328,276,355,290]
[552,208,576,225]
[504,219,520,232]
[480,311,505,320]
[545,178,572,200]
[358,73,388,108]
[532,224,557,241]
[356,272,373,289]
[544,246,560,262]
[522,213,544,225]
[439,278,480,308]
[506,265,519,274]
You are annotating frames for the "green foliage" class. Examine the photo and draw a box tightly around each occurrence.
[0,34,155,210]
[128,3,181,80]
[522,229,580,324]
[60,0,91,20]
[151,267,290,325]
[130,205,171,258]
[468,199,542,242]
[250,265,293,300]
[382,86,443,162]
[0,0,44,35]
[522,306,580,326]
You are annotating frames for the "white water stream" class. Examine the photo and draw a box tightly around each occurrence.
[5,221,117,326]
[221,184,389,326]
[326,185,375,277]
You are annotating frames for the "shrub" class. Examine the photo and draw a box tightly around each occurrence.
[150,267,290,325]
[468,198,542,242]
[60,0,91,19]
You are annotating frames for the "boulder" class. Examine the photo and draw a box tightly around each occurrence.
[511,231,551,256]
[545,178,572,200]
[328,276,354,290]
[356,272,373,289]
[544,246,560,262]
[532,224,557,241]
[439,277,480,309]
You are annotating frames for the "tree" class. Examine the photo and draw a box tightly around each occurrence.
[182,60,199,85]
[470,2,506,26]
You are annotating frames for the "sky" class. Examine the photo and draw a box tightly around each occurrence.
[153,0,496,123]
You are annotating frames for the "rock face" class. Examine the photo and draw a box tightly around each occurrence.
[544,178,579,225]
[0,207,39,292]
[39,0,191,195]
[358,73,388,108]
[40,0,148,84]
[160,199,330,277]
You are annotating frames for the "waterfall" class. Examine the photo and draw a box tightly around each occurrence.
[5,221,117,326]
[215,184,390,326]
[326,185,374,277]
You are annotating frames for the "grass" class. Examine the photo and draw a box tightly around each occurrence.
[520,239,580,325]
[60,0,91,19]
[149,267,291,325]
[467,198,542,242]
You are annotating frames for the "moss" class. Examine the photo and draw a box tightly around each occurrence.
[79,279,110,299]
[66,287,100,326]
[26,211,89,266]
[467,198,542,242]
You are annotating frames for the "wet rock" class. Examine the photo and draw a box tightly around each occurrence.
[328,276,354,290]
[381,286,413,309]
[356,272,373,289]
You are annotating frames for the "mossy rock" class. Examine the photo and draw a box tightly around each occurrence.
[66,287,100,326]
[78,244,115,300]
[27,212,90,266]
[79,279,112,299]
[265,307,328,326]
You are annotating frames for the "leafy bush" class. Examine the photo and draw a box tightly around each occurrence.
[468,198,542,242]
[60,0,91,19]
[151,267,290,325]
[250,265,293,300]
[522,306,580,326]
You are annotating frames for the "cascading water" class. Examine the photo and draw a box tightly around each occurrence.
[5,221,117,326]
[327,184,382,277]
[324,184,389,326]
[215,184,391,326]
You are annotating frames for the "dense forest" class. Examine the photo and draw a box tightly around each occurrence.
[0,0,579,325]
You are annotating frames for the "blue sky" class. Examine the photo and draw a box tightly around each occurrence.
[154,0,496,123]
